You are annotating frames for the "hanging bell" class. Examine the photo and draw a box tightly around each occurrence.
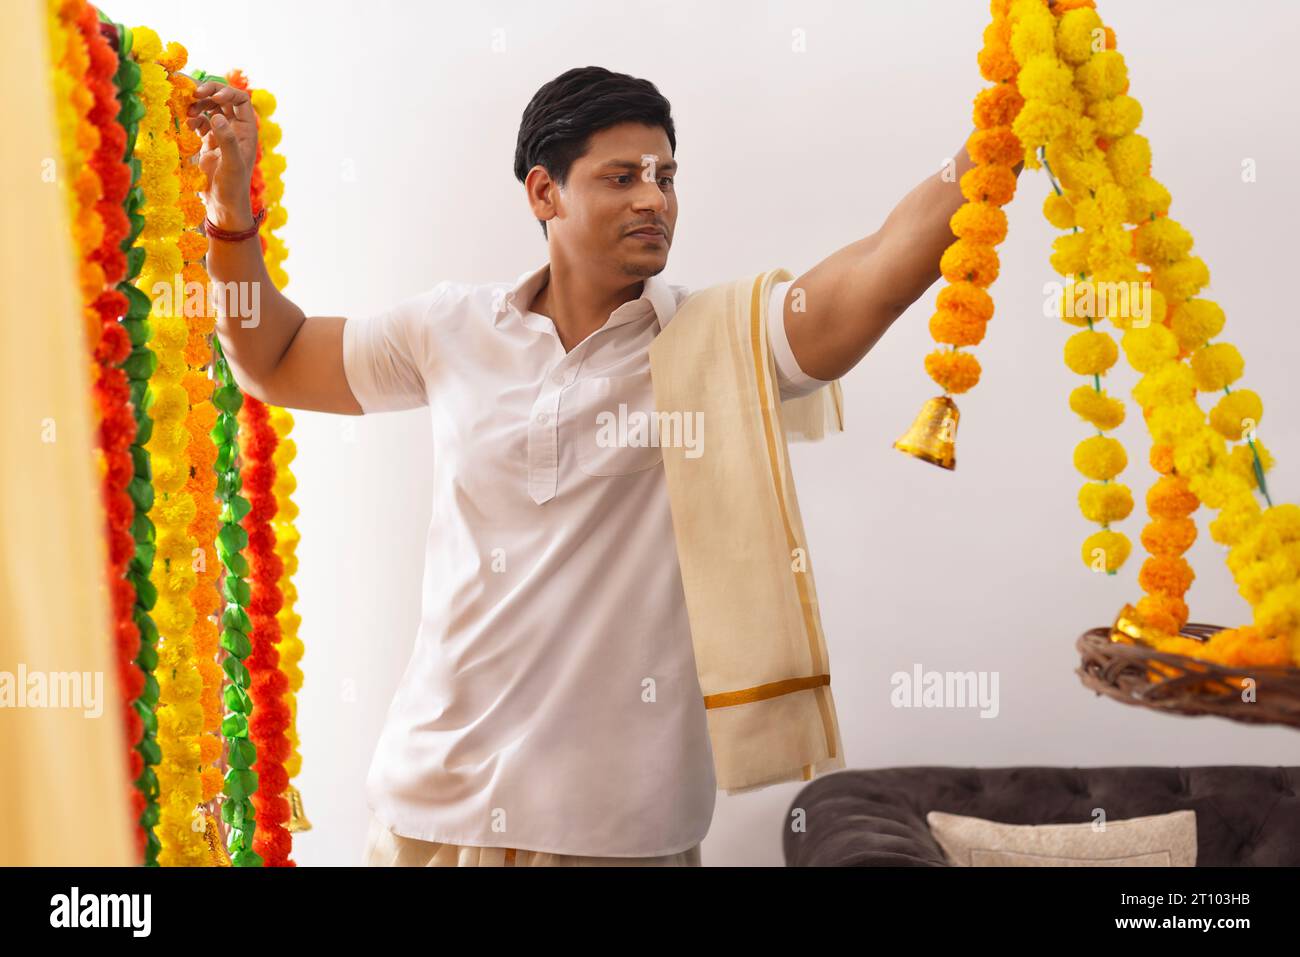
[894,395,959,470]
[1110,603,1148,645]
[1111,602,1204,646]
[204,811,232,867]
[285,784,313,833]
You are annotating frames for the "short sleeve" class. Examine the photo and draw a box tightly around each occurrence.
[767,279,833,401]
[343,284,445,414]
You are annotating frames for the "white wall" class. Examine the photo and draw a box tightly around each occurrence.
[113,0,1300,866]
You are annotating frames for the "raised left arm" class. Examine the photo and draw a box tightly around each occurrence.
[780,129,1023,381]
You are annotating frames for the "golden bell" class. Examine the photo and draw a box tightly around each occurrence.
[1110,603,1149,645]
[894,395,959,470]
[204,812,232,867]
[286,784,312,833]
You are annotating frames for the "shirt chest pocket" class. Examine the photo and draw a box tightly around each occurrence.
[569,372,664,476]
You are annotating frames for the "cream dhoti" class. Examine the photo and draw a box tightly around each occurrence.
[649,267,847,795]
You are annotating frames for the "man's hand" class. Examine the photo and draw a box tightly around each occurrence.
[186,80,259,230]
[781,130,1022,382]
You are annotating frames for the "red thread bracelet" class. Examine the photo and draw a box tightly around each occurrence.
[204,206,266,242]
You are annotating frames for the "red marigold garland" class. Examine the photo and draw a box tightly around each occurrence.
[97,11,164,864]
[238,398,294,866]
[217,66,295,866]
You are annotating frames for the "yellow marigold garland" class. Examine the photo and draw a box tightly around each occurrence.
[270,409,304,785]
[1007,0,1135,575]
[46,0,104,318]
[133,25,208,867]
[1012,0,1299,667]
[251,85,290,288]
[250,81,305,801]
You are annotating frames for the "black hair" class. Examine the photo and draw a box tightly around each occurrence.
[513,66,676,239]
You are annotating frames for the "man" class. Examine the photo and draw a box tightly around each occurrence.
[193,65,1014,867]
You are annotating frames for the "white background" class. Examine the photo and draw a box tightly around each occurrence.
[113,0,1300,866]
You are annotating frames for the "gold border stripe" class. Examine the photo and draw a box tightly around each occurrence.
[704,674,830,710]
[737,272,837,758]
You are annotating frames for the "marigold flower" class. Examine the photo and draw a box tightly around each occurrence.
[924,349,982,394]
[1149,443,1175,475]
[1134,216,1194,267]
[967,126,1023,166]
[1043,193,1075,230]
[1125,176,1171,221]
[1079,481,1134,523]
[960,165,1018,207]
[1208,390,1262,441]
[1074,435,1128,480]
[930,310,987,348]
[1153,256,1210,302]
[1064,329,1118,375]
[1191,342,1244,391]
[940,238,1000,287]
[1147,474,1200,520]
[950,202,1008,246]
[1081,529,1130,573]
[1121,324,1179,372]
[1170,299,1225,352]
[1136,592,1188,636]
[973,82,1025,128]
[1210,501,1261,547]
[1069,385,1126,430]
[1055,8,1104,65]
[1141,517,1197,557]
[1139,554,1195,597]
[1075,50,1128,101]
[1132,362,1195,411]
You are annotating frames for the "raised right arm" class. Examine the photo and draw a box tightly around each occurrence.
[191,79,362,415]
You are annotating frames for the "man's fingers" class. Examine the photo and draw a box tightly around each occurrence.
[230,95,256,125]
[188,84,250,116]
[207,113,241,155]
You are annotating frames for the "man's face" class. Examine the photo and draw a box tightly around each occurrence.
[535,122,677,280]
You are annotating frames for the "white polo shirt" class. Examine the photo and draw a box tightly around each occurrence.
[344,261,828,856]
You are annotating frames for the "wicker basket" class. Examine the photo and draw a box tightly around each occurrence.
[1076,626,1300,730]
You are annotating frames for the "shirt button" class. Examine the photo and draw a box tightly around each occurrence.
[536,412,548,424]
[552,373,565,385]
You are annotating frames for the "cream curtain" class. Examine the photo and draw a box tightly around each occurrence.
[0,0,135,866]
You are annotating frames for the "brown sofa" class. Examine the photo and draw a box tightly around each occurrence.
[783,766,1300,866]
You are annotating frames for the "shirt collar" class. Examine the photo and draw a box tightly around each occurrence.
[497,262,679,332]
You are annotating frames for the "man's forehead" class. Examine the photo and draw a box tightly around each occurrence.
[593,156,677,171]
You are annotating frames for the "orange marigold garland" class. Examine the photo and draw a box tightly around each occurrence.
[168,77,227,812]
[924,0,1022,396]
[1129,446,1197,639]
[897,0,1024,468]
